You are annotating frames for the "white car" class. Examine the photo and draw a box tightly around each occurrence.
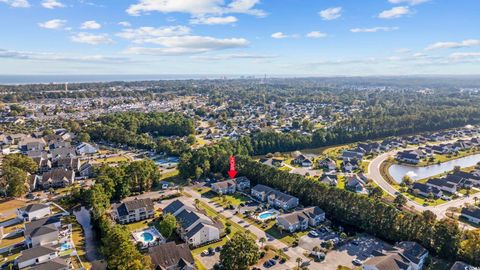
[309,230,319,237]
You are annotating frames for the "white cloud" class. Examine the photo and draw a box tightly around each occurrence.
[0,0,30,8]
[319,7,342,21]
[117,26,191,41]
[38,19,67,29]
[449,52,480,61]
[118,25,248,55]
[388,0,430,6]
[192,53,278,61]
[271,32,290,39]
[306,31,327,38]
[378,6,411,19]
[350,26,399,33]
[71,33,113,45]
[395,48,411,53]
[426,39,480,51]
[41,0,64,9]
[118,21,132,27]
[0,48,129,63]
[126,0,265,17]
[81,20,102,29]
[190,16,238,25]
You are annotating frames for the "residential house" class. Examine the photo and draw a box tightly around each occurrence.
[319,174,338,186]
[396,151,421,164]
[358,142,381,154]
[41,168,75,189]
[342,159,359,173]
[345,174,367,193]
[76,142,99,155]
[251,184,299,210]
[341,150,364,161]
[319,158,336,171]
[29,257,71,270]
[411,183,443,198]
[24,216,62,248]
[363,241,428,270]
[460,207,480,225]
[163,200,220,247]
[211,180,237,195]
[276,206,325,233]
[16,245,58,269]
[113,198,155,224]
[293,154,313,167]
[450,261,478,270]
[17,204,51,222]
[149,242,196,270]
[234,176,251,190]
[426,178,458,194]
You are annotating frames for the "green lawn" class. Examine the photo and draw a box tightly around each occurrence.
[210,193,250,207]
[125,218,156,231]
[279,166,292,172]
[0,234,24,249]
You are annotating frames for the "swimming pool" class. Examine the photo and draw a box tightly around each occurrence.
[132,227,165,247]
[141,232,154,242]
[257,210,279,221]
[59,242,71,251]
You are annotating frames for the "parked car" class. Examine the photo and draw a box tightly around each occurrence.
[309,230,319,237]
[353,259,362,266]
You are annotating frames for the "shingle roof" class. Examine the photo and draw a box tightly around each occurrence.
[149,242,194,269]
[17,245,57,263]
[20,203,50,213]
[29,257,70,270]
[163,200,186,215]
[24,215,61,237]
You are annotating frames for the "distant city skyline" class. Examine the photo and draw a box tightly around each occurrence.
[1,0,480,75]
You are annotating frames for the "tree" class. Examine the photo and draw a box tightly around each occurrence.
[220,232,259,270]
[401,175,413,187]
[158,213,177,239]
[296,257,303,269]
[368,186,384,199]
[259,237,266,249]
[3,154,38,174]
[77,132,91,142]
[4,167,28,198]
[394,194,407,208]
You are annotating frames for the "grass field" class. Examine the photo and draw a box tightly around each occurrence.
[210,193,250,207]
[91,155,130,164]
[0,199,26,222]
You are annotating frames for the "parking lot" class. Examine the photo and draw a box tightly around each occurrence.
[298,233,390,269]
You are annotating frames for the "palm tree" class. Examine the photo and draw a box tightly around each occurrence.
[296,257,303,269]
[259,237,266,249]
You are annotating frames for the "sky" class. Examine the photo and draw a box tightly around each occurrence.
[1,0,480,76]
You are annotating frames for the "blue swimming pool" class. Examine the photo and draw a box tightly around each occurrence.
[141,232,154,242]
[259,212,274,219]
[60,242,71,251]
[257,210,279,221]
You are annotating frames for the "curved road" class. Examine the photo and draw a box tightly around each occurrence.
[367,149,479,227]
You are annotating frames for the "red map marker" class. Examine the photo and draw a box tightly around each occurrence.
[228,155,237,179]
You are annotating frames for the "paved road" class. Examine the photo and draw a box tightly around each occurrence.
[183,187,323,269]
[367,145,479,228]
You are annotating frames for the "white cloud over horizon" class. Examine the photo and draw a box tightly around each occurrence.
[319,7,342,20]
[378,6,411,19]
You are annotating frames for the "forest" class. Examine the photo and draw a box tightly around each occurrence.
[86,112,195,151]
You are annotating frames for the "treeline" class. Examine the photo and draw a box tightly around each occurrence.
[87,112,195,152]
[250,104,480,155]
[0,154,38,197]
[178,142,480,266]
[72,160,161,270]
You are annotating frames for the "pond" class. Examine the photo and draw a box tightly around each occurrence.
[388,153,480,183]
[73,207,106,269]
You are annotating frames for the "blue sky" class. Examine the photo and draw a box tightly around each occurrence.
[1,0,480,75]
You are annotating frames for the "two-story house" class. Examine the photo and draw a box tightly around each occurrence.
[276,206,325,233]
[113,198,155,224]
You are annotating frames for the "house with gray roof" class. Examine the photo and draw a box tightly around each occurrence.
[276,206,325,233]
[17,203,51,222]
[460,207,480,225]
[24,216,62,248]
[29,257,71,270]
[113,198,154,224]
[251,184,299,210]
[163,200,220,247]
[40,168,75,189]
[362,241,428,270]
[16,245,58,269]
